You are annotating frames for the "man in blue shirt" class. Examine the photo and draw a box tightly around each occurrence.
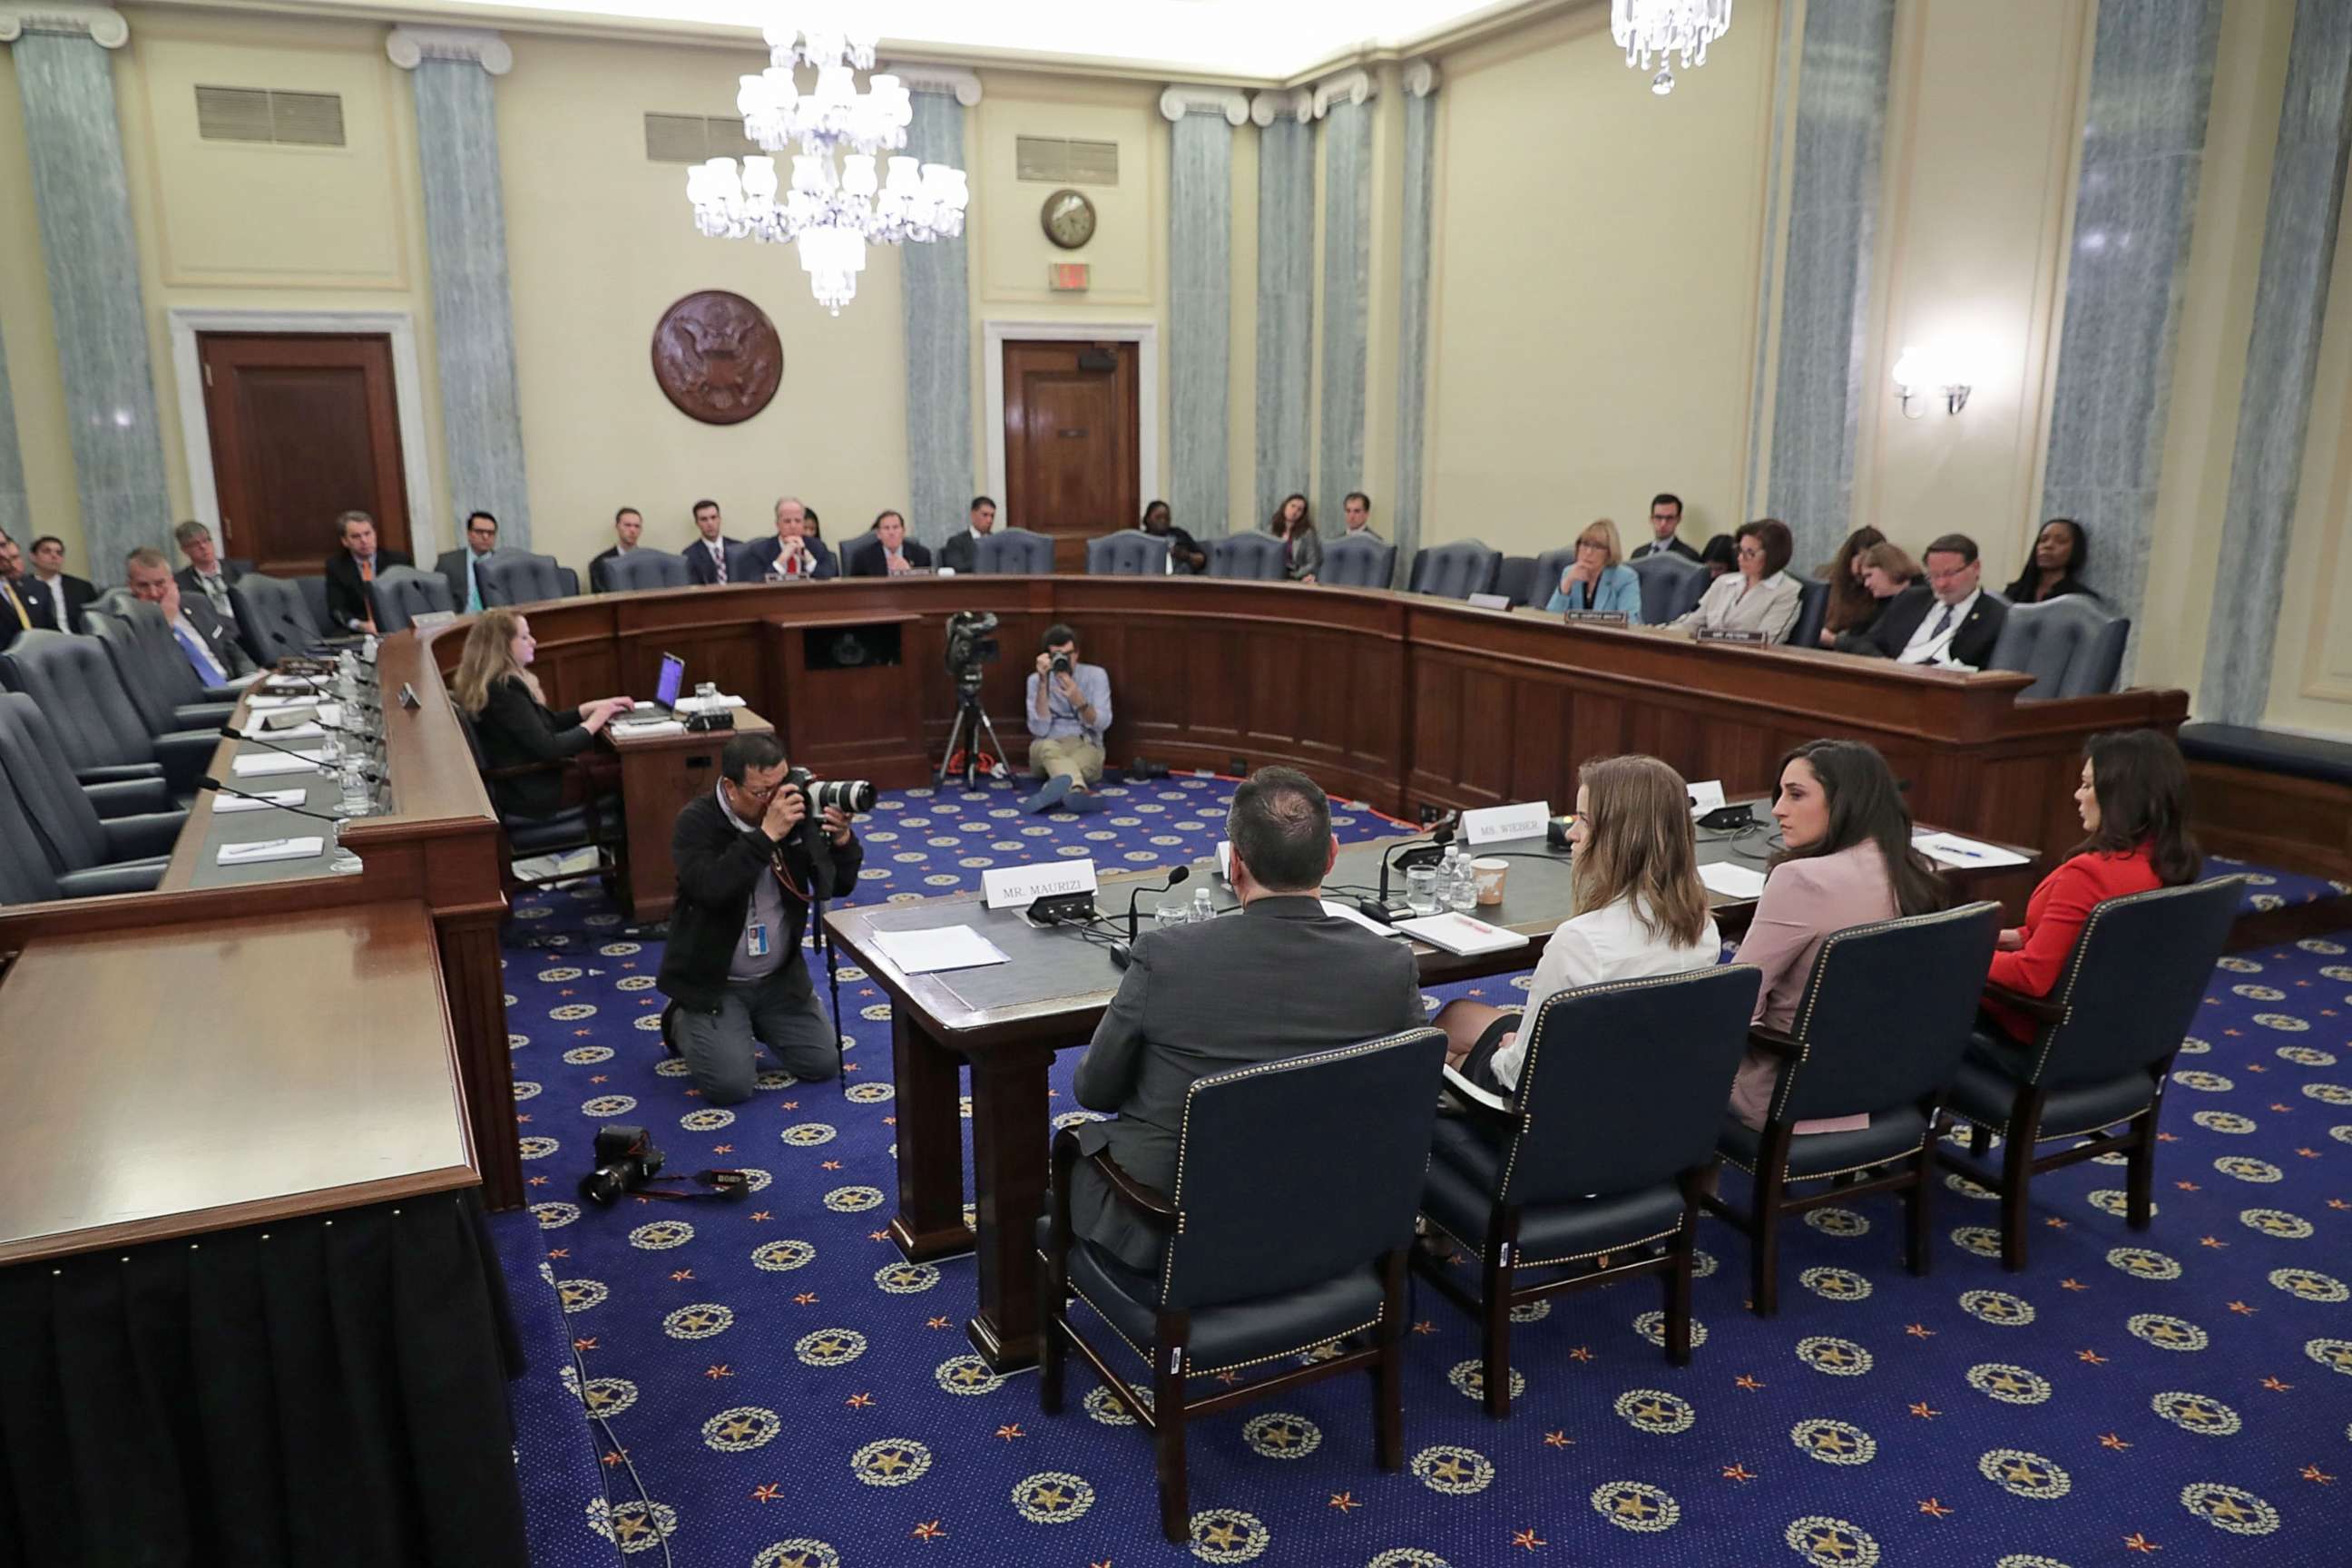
[1024,622,1111,808]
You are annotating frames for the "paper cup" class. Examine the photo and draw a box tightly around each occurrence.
[1472,857,1509,906]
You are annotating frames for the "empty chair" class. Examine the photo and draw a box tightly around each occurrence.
[295,575,333,639]
[1319,534,1398,589]
[1408,541,1503,599]
[1784,573,1830,648]
[1937,877,2243,1271]
[557,565,581,598]
[1417,965,1758,1416]
[238,573,327,662]
[974,529,1056,574]
[1704,902,2002,1316]
[0,693,182,897]
[0,631,213,798]
[1206,534,1287,581]
[1039,1028,1449,1541]
[602,552,694,593]
[1985,594,2130,699]
[0,761,74,906]
[369,564,454,632]
[1085,531,1171,576]
[1492,555,1542,607]
[473,550,568,608]
[83,601,240,734]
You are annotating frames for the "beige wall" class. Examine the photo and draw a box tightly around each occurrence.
[0,50,78,563]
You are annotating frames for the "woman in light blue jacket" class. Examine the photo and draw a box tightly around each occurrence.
[1545,517,1643,621]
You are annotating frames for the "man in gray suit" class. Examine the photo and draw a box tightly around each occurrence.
[1069,766,1426,1271]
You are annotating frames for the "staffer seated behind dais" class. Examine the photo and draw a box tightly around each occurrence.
[1728,740,1949,1132]
[1671,518,1802,641]
[1435,754,1719,1096]
[656,731,863,1104]
[1544,517,1643,620]
[452,607,635,818]
[1853,532,2006,671]
[125,546,259,684]
[1068,767,1427,1271]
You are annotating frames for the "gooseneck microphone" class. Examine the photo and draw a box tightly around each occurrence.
[196,775,348,828]
[1374,813,1459,906]
[1123,863,1191,943]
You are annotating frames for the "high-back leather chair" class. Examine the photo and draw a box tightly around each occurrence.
[369,564,454,632]
[1528,547,1580,608]
[603,552,694,593]
[1938,876,2243,1270]
[84,600,238,734]
[1418,965,1758,1414]
[0,760,69,905]
[1206,534,1287,581]
[474,550,567,607]
[294,575,333,638]
[1986,595,2130,699]
[1408,540,1503,599]
[557,565,580,598]
[0,693,182,896]
[1085,531,1171,576]
[1319,534,1397,589]
[1706,901,2003,1315]
[1039,1027,1448,1541]
[0,631,206,792]
[1784,573,1829,648]
[1493,555,1542,606]
[454,702,622,892]
[237,573,324,662]
[975,529,1055,573]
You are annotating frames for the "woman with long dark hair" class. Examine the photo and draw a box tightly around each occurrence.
[1728,738,1949,1131]
[1271,493,1322,583]
[1814,524,1887,647]
[2004,517,2091,603]
[1981,730,2200,1042]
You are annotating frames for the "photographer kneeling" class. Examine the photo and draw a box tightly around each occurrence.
[657,732,863,1103]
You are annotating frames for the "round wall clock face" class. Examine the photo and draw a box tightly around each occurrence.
[1041,188,1096,250]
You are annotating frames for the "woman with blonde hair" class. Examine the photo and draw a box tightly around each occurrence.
[1436,754,1721,1095]
[1544,517,1644,621]
[452,606,635,818]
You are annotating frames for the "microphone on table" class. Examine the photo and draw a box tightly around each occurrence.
[196,775,350,828]
[1367,813,1459,920]
[255,707,375,742]
[219,723,358,776]
[1123,863,1191,943]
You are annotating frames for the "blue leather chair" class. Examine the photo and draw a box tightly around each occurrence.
[602,552,695,593]
[474,550,568,607]
[1785,573,1829,648]
[1986,595,2130,699]
[1528,547,1580,609]
[295,575,333,639]
[975,530,1057,573]
[369,565,454,632]
[1493,556,1542,607]
[0,630,209,799]
[1207,534,1288,581]
[1408,541,1504,599]
[1085,532,1171,576]
[238,573,327,662]
[1319,534,1397,589]
[0,692,182,897]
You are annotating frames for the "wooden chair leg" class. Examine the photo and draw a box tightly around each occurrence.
[1154,1316,1190,1545]
[1749,1164,1786,1318]
[1666,1209,1697,1367]
[1480,1227,1514,1419]
[1999,1100,2041,1274]
[2125,1110,2158,1230]
[1375,1250,1406,1468]
[1038,1293,1065,1415]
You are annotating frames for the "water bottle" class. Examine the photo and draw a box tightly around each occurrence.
[1446,848,1479,913]
[1191,887,1215,924]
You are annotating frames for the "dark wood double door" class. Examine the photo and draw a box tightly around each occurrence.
[1002,339,1140,573]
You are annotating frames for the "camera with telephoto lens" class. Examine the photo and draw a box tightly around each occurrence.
[580,1124,664,1205]
[944,610,1000,695]
[1050,651,1073,675]
[784,767,877,818]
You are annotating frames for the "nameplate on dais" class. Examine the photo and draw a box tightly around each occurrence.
[984,858,1100,911]
[1461,801,1550,847]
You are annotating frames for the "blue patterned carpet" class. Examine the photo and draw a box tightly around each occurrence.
[489,777,2352,1568]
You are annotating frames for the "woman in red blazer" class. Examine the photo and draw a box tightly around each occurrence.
[1983,729,2202,1042]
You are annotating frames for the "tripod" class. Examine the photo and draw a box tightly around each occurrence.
[936,680,1013,790]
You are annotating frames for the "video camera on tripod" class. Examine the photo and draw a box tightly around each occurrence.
[945,610,999,692]
[938,610,1013,789]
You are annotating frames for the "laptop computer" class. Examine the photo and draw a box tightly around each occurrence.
[642,652,685,715]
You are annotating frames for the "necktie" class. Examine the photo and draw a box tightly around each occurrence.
[1,577,26,631]
[466,554,485,613]
[202,573,231,613]
[713,544,727,584]
[172,621,226,685]
[1930,603,1957,639]
[358,556,377,632]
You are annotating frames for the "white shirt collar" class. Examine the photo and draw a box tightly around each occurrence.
[716,779,757,832]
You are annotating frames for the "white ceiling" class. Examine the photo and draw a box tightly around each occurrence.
[393,0,1535,81]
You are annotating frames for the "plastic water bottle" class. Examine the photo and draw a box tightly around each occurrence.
[1440,848,1471,913]
[1191,887,1215,924]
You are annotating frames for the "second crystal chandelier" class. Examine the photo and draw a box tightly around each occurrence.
[686,14,971,315]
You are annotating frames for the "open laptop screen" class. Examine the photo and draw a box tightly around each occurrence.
[655,652,685,709]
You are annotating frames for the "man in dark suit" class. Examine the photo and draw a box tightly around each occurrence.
[174,520,261,662]
[0,530,57,649]
[126,546,258,681]
[1854,532,2008,671]
[322,510,413,632]
[26,536,95,633]
[589,505,645,593]
[1067,767,1427,1272]
[844,510,934,576]
[1339,490,1383,545]
[1628,493,1700,563]
[742,496,837,582]
[938,495,997,575]
[681,498,740,585]
[434,510,502,612]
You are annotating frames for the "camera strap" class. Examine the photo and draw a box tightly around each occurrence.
[631,1170,754,1201]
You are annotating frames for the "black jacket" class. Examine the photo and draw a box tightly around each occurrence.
[844,535,935,576]
[1861,583,2008,669]
[181,596,258,681]
[176,565,259,658]
[1161,525,1208,574]
[683,536,743,585]
[1631,537,1701,564]
[0,575,54,648]
[656,789,864,1012]
[475,675,590,819]
[324,548,414,632]
[27,573,93,634]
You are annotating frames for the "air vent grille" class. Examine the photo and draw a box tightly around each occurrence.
[1015,135,1119,185]
[195,86,346,147]
[644,113,762,164]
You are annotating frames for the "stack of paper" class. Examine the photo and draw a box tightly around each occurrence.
[231,751,329,778]
[1395,911,1529,956]
[1698,862,1769,899]
[872,925,1011,975]
[213,789,308,814]
[217,836,325,866]
[1913,831,2033,869]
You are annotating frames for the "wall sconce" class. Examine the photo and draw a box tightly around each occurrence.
[1891,346,1973,417]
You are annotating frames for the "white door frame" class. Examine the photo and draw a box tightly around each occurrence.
[166,308,441,559]
[982,319,1159,527]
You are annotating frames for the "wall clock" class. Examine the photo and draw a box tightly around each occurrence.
[1040,188,1096,250]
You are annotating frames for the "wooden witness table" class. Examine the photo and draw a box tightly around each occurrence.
[604,707,775,922]
[829,825,2034,1372]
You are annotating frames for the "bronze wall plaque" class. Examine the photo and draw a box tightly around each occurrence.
[651,290,783,425]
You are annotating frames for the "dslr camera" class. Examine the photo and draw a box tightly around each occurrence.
[784,766,877,818]
[580,1124,663,1205]
[1049,651,1073,676]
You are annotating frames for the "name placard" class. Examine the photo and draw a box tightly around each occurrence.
[1465,593,1513,611]
[1217,840,1232,880]
[1461,800,1551,847]
[1561,610,1630,627]
[983,858,1099,911]
[1694,628,1770,645]
[1687,779,1727,818]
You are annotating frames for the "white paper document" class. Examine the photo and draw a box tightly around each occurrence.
[231,751,330,778]
[1320,899,1410,937]
[1913,831,2032,869]
[217,836,326,866]
[1698,861,1769,900]
[213,789,307,814]
[872,925,1011,975]
[245,695,312,710]
[258,721,325,740]
[610,720,686,739]
[1395,911,1529,956]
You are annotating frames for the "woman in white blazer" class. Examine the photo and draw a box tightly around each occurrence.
[1672,517,1801,642]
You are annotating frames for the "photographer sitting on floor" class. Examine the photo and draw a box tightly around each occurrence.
[657,731,862,1103]
[1024,622,1112,811]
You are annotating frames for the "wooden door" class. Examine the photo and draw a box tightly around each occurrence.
[1002,340,1140,573]
[199,333,410,578]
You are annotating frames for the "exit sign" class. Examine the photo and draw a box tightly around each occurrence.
[1049,262,1091,292]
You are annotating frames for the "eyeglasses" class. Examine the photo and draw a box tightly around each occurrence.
[1736,544,1764,559]
[734,779,785,803]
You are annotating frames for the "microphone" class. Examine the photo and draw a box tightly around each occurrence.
[1375,814,1458,906]
[196,775,348,828]
[1123,863,1191,943]
[256,706,374,742]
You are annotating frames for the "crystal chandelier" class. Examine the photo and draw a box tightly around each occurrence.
[1612,0,1733,95]
[685,11,971,315]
